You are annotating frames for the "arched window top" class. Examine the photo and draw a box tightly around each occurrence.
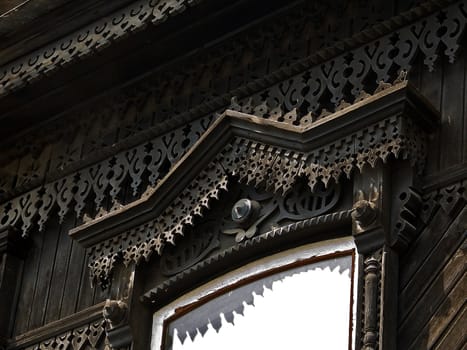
[152,237,358,350]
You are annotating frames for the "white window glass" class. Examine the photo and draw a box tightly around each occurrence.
[152,237,357,350]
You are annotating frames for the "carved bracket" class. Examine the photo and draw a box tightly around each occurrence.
[352,185,380,234]
[103,299,132,350]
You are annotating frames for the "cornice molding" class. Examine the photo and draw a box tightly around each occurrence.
[64,82,438,285]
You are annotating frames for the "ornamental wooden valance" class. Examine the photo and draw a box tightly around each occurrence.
[68,80,439,286]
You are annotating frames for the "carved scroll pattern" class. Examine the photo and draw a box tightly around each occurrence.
[22,320,108,350]
[221,181,341,243]
[0,4,458,254]
[0,116,214,236]
[88,113,427,284]
[142,209,353,305]
[229,1,467,125]
[0,0,399,198]
[0,0,201,95]
[160,221,221,276]
[1,2,465,202]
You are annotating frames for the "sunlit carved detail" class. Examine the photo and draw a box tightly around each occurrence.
[352,185,379,233]
[103,299,128,329]
[19,320,108,350]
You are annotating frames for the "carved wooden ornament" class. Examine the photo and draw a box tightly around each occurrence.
[66,80,439,286]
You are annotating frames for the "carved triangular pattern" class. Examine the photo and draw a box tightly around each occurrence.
[89,109,427,285]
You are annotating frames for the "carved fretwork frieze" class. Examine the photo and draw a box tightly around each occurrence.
[0,0,403,172]
[1,1,464,209]
[0,79,428,243]
[84,94,434,285]
[0,0,203,96]
[88,161,229,286]
[0,115,215,237]
[421,179,467,222]
[225,114,427,192]
[229,0,466,127]
[12,320,109,350]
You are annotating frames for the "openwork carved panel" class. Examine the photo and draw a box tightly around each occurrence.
[229,1,466,125]
[421,179,467,222]
[222,181,341,243]
[88,161,229,286]
[0,115,215,236]
[18,320,108,350]
[86,104,430,285]
[160,221,221,277]
[1,1,464,205]
[0,0,202,96]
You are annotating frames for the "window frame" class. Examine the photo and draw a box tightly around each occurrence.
[151,236,359,350]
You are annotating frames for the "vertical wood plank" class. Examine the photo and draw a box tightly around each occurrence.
[399,207,466,322]
[59,240,86,318]
[13,229,45,334]
[27,218,61,329]
[398,236,465,339]
[463,49,467,163]
[440,53,465,169]
[433,305,467,350]
[43,215,74,324]
[419,59,443,175]
[407,276,466,350]
[75,254,97,312]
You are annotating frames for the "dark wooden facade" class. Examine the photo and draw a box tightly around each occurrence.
[0,1,465,349]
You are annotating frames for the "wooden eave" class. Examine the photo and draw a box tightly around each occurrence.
[0,0,296,141]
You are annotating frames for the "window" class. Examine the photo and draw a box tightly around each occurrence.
[152,237,358,350]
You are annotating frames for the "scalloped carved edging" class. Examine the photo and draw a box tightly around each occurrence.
[1,1,464,208]
[87,106,428,285]
[141,209,353,306]
[7,303,108,350]
[421,179,467,223]
[0,79,423,239]
[71,81,438,286]
[0,0,202,96]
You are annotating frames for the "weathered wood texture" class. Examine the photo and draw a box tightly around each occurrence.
[0,1,465,348]
[410,47,467,176]
[397,47,467,350]
[11,213,110,336]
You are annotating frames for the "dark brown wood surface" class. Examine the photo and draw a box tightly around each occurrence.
[0,1,465,349]
[12,214,110,335]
